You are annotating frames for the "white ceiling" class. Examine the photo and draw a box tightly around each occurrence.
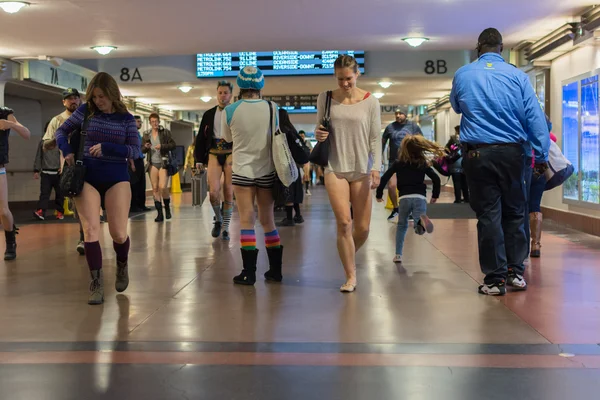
[0,0,594,110]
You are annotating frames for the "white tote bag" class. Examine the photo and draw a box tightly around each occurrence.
[544,140,574,191]
[269,102,298,187]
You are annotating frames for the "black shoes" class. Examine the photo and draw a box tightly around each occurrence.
[212,221,222,238]
[278,218,295,227]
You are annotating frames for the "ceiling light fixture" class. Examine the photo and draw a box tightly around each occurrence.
[200,96,212,103]
[373,93,385,99]
[0,1,29,13]
[91,46,117,55]
[178,86,193,93]
[378,82,393,89]
[402,37,429,48]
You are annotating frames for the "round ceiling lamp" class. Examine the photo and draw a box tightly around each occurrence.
[0,1,29,14]
[402,37,429,48]
[91,46,117,56]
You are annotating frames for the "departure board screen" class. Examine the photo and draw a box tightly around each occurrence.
[196,50,365,78]
[263,95,318,114]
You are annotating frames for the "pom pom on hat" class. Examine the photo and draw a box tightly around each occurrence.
[237,66,265,90]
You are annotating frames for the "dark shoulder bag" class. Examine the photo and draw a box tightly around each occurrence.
[308,91,332,167]
[60,109,90,197]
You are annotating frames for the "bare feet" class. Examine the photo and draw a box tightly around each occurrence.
[340,277,357,293]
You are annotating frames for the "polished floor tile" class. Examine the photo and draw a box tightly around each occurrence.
[2,187,600,398]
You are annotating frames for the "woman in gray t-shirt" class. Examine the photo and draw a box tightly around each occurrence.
[314,55,382,293]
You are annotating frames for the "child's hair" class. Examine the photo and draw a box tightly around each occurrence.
[398,135,446,167]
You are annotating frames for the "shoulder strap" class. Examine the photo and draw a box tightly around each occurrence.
[325,91,332,119]
[268,101,277,136]
[76,108,91,164]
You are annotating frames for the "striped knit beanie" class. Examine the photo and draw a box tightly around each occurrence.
[237,66,265,90]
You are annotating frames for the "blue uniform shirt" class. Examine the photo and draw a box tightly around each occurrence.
[450,53,549,163]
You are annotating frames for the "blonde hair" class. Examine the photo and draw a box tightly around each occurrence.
[334,55,359,73]
[398,135,446,167]
[85,72,128,115]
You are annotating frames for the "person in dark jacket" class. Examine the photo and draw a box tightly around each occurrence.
[0,107,31,260]
[277,109,310,226]
[376,135,443,265]
[129,115,150,212]
[33,133,64,220]
[445,125,469,203]
[194,81,234,240]
[142,113,176,222]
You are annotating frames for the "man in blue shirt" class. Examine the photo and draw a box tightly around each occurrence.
[381,110,422,220]
[450,28,550,296]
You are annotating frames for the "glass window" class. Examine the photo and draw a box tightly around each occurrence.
[580,76,599,204]
[562,81,579,200]
[536,73,546,112]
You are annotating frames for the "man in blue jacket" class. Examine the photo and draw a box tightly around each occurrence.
[450,28,550,296]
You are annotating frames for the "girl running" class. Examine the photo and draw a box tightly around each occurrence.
[376,135,443,264]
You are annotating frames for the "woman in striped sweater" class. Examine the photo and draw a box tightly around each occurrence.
[56,72,141,305]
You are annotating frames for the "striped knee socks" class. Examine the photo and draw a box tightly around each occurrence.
[212,201,222,223]
[222,201,233,233]
[241,229,256,250]
[265,230,281,249]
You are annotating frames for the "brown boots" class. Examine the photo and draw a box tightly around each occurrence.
[529,212,542,258]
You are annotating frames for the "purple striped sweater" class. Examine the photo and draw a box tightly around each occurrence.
[56,104,141,162]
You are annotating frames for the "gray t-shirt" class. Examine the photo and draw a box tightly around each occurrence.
[315,92,382,174]
[150,134,162,164]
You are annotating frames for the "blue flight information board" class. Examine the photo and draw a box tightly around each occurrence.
[196,50,365,78]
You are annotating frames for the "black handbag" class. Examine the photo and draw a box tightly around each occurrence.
[308,91,332,167]
[166,150,179,176]
[60,109,90,197]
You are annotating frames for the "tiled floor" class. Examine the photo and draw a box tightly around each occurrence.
[1,186,599,399]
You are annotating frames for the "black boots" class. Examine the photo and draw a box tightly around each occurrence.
[164,198,172,220]
[233,247,284,285]
[154,200,164,222]
[265,246,284,282]
[154,199,171,222]
[4,227,17,261]
[233,249,258,285]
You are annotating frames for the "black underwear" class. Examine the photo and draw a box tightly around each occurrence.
[210,153,230,168]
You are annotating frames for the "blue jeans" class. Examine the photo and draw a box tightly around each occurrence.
[396,197,427,256]
[523,159,533,254]
[462,144,527,284]
[529,173,547,213]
